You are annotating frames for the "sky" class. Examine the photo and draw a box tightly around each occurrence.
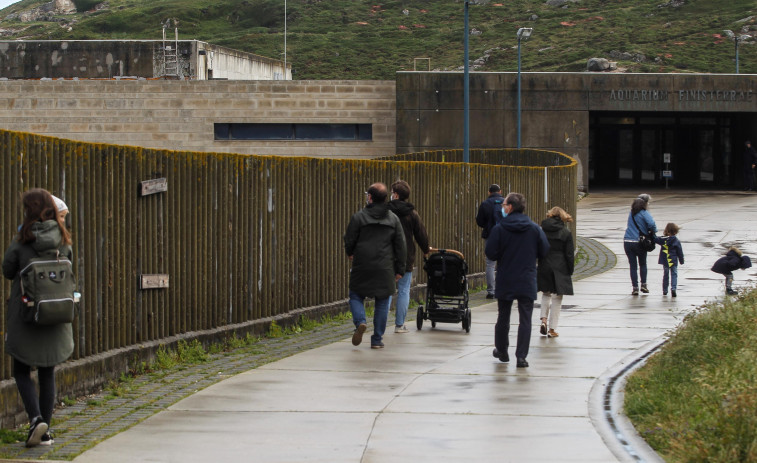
[0,0,21,11]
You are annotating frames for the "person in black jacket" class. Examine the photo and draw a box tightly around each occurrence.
[537,207,574,338]
[711,246,751,295]
[344,183,407,349]
[485,193,549,368]
[743,141,757,191]
[476,184,505,299]
[387,180,431,333]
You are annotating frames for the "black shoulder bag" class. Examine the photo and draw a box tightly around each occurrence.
[633,216,655,252]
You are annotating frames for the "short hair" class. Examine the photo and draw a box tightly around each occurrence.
[637,193,651,203]
[631,198,647,215]
[391,180,411,201]
[505,192,525,213]
[367,182,388,203]
[664,223,680,236]
[489,184,501,193]
[547,206,573,223]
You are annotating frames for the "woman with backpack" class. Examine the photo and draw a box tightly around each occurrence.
[623,197,657,295]
[2,189,74,447]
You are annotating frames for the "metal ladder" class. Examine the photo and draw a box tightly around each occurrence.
[162,26,179,78]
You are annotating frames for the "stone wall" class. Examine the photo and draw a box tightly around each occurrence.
[0,79,396,158]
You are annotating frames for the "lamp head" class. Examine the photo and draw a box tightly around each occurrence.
[517,27,533,41]
[723,29,735,39]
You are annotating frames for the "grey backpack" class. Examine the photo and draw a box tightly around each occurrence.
[19,250,77,325]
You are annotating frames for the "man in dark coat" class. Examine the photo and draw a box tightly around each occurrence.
[475,184,505,299]
[344,182,407,349]
[485,193,549,368]
[387,180,430,333]
[743,140,757,191]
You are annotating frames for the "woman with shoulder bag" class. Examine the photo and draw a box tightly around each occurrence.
[2,189,74,447]
[623,197,657,295]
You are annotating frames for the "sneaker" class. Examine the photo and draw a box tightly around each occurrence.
[548,329,559,338]
[371,342,385,349]
[671,290,677,298]
[640,284,649,293]
[516,358,529,368]
[632,287,639,295]
[486,293,495,299]
[539,321,547,336]
[726,288,737,295]
[394,325,409,333]
[25,416,48,448]
[492,348,509,363]
[352,323,367,346]
[39,433,54,446]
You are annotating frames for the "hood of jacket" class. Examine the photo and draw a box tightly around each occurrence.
[30,220,63,254]
[540,216,564,233]
[364,202,391,220]
[387,200,415,218]
[500,211,533,233]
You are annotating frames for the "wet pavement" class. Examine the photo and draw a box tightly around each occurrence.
[5,190,757,463]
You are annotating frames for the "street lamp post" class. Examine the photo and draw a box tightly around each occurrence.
[463,1,470,163]
[516,27,532,150]
[723,30,750,74]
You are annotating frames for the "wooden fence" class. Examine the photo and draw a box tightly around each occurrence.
[0,130,577,384]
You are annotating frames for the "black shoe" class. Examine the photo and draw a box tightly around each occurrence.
[640,284,649,293]
[26,416,48,448]
[486,293,495,299]
[539,321,547,336]
[726,288,737,295]
[671,290,677,298]
[492,348,509,363]
[40,432,54,446]
[516,358,529,368]
[352,323,367,346]
[371,341,385,349]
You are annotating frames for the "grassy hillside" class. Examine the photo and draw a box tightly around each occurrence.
[0,0,755,79]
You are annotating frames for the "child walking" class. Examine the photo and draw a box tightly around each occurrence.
[711,246,752,295]
[654,223,684,297]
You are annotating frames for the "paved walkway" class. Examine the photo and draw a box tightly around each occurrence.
[5,190,756,462]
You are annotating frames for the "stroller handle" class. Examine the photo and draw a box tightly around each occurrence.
[425,248,465,261]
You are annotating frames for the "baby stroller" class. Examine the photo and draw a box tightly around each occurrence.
[416,249,471,332]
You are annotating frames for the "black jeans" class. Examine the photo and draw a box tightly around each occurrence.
[495,297,534,360]
[12,358,55,426]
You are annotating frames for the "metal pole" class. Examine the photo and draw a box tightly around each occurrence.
[284,0,287,79]
[735,38,739,74]
[517,37,522,150]
[463,0,470,163]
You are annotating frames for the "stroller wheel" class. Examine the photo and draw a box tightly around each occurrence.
[416,306,424,330]
[462,309,471,333]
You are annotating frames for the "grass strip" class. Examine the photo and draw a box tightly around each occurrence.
[625,288,757,462]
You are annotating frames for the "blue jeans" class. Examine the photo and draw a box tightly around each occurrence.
[349,291,390,346]
[663,264,678,292]
[485,249,496,295]
[388,271,412,327]
[624,241,647,288]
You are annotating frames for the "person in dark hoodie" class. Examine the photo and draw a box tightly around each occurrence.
[711,246,751,295]
[476,184,505,299]
[387,180,431,333]
[654,223,684,297]
[537,206,574,338]
[485,193,549,368]
[344,182,407,349]
[3,189,74,447]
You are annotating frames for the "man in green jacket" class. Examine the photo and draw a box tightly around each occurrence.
[344,183,407,349]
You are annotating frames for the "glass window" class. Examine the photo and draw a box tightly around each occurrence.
[214,123,372,141]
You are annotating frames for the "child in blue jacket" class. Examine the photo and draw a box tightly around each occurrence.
[711,246,752,295]
[655,223,684,297]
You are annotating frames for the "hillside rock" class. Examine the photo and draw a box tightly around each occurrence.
[609,50,647,62]
[587,58,610,71]
[546,0,579,6]
[6,0,76,22]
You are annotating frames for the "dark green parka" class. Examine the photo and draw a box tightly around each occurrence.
[2,220,75,367]
[536,216,575,296]
[344,203,407,299]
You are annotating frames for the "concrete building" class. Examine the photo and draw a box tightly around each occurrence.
[0,63,755,190]
[0,40,291,80]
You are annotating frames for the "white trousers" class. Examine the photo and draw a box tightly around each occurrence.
[540,292,563,330]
